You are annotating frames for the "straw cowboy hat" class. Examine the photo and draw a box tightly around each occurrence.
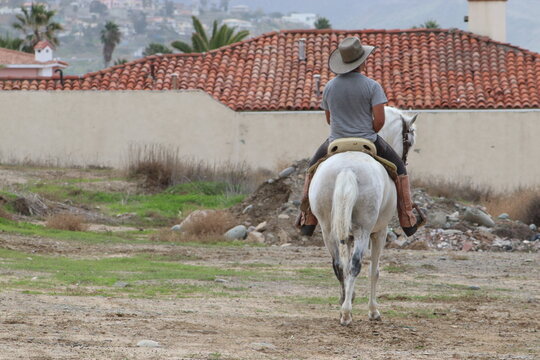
[329,36,375,74]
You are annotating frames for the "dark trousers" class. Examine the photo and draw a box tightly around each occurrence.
[309,136,407,175]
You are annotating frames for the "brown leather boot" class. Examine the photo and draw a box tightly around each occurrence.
[395,175,426,236]
[295,172,318,236]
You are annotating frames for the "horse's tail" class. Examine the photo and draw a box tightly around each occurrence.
[331,168,358,244]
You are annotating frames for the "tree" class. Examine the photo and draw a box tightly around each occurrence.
[100,21,122,67]
[314,17,331,29]
[12,4,63,52]
[0,33,25,51]
[171,16,249,53]
[413,19,440,29]
[143,42,172,56]
[89,0,108,16]
[114,58,128,65]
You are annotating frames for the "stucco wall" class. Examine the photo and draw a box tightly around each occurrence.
[0,90,538,191]
[468,0,506,42]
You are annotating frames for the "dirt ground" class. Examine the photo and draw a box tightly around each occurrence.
[0,235,538,360]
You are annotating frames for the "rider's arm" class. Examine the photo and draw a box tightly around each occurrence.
[325,110,331,125]
[372,103,385,132]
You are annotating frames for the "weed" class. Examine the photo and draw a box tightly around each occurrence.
[45,213,88,231]
[180,210,235,236]
[126,144,269,193]
[383,265,410,273]
[0,206,13,220]
[449,254,469,261]
[483,187,540,226]
[151,229,230,244]
[412,177,493,203]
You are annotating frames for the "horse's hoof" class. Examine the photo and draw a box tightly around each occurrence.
[340,313,353,326]
[369,311,381,321]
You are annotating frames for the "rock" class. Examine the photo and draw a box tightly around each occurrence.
[277,213,290,220]
[113,281,130,288]
[442,229,463,236]
[429,211,447,228]
[278,167,296,178]
[247,226,256,233]
[498,213,510,220]
[255,221,267,232]
[292,200,301,207]
[407,240,429,250]
[136,340,160,348]
[267,178,275,184]
[251,342,277,351]
[447,211,460,222]
[529,224,537,231]
[278,229,291,243]
[468,286,481,291]
[214,278,228,283]
[462,241,474,252]
[224,225,247,240]
[242,204,254,214]
[386,230,397,243]
[247,231,265,244]
[531,233,540,241]
[280,243,292,247]
[463,208,495,228]
[175,210,214,232]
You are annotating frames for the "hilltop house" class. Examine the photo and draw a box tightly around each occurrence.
[0,40,68,78]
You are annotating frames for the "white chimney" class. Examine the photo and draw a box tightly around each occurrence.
[34,41,54,62]
[467,0,507,42]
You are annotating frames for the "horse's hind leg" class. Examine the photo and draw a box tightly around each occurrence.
[368,229,386,321]
[340,231,369,326]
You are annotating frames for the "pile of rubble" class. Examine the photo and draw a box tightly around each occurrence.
[223,160,539,252]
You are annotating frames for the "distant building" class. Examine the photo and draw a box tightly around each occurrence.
[282,13,317,27]
[0,41,68,78]
[222,18,253,31]
[230,5,249,14]
[99,0,143,10]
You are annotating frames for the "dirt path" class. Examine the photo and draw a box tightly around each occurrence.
[0,240,538,360]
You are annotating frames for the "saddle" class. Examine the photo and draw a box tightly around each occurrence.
[307,137,398,181]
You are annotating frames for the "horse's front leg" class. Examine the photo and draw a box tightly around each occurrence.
[368,229,386,321]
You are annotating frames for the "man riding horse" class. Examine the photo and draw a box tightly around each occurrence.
[296,36,426,237]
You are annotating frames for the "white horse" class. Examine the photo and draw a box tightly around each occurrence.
[309,107,418,326]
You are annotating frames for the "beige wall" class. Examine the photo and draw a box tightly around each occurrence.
[0,91,538,191]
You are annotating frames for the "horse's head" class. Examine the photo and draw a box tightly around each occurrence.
[378,107,418,164]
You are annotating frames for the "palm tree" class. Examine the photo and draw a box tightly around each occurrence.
[314,17,331,29]
[100,21,122,67]
[171,16,249,53]
[12,4,63,52]
[413,19,440,29]
[0,33,25,51]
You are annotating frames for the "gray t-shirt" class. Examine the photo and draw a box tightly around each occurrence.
[321,72,388,142]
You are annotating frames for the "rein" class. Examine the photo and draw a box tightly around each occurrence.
[401,117,413,165]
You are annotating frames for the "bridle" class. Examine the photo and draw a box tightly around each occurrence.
[400,115,416,165]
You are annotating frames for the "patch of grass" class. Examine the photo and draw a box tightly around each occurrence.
[0,248,260,298]
[412,177,493,203]
[379,292,492,303]
[483,187,540,225]
[0,217,137,244]
[383,265,411,273]
[384,307,442,319]
[24,182,244,222]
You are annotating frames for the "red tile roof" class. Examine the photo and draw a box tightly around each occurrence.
[34,40,54,50]
[0,47,67,66]
[1,29,539,110]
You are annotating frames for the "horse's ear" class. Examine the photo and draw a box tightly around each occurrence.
[410,113,419,125]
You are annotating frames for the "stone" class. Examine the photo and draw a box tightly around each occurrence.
[247,226,256,233]
[267,178,275,184]
[247,231,265,244]
[136,340,160,347]
[251,342,277,351]
[468,286,481,291]
[292,200,301,207]
[429,211,448,228]
[498,213,510,220]
[113,281,130,288]
[214,278,228,283]
[529,224,537,231]
[242,204,254,214]
[280,243,292,247]
[255,221,267,232]
[442,229,463,236]
[278,167,296,178]
[224,225,247,240]
[463,208,495,228]
[447,211,460,222]
[175,210,214,232]
[531,233,540,241]
[462,242,474,252]
[278,213,290,220]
